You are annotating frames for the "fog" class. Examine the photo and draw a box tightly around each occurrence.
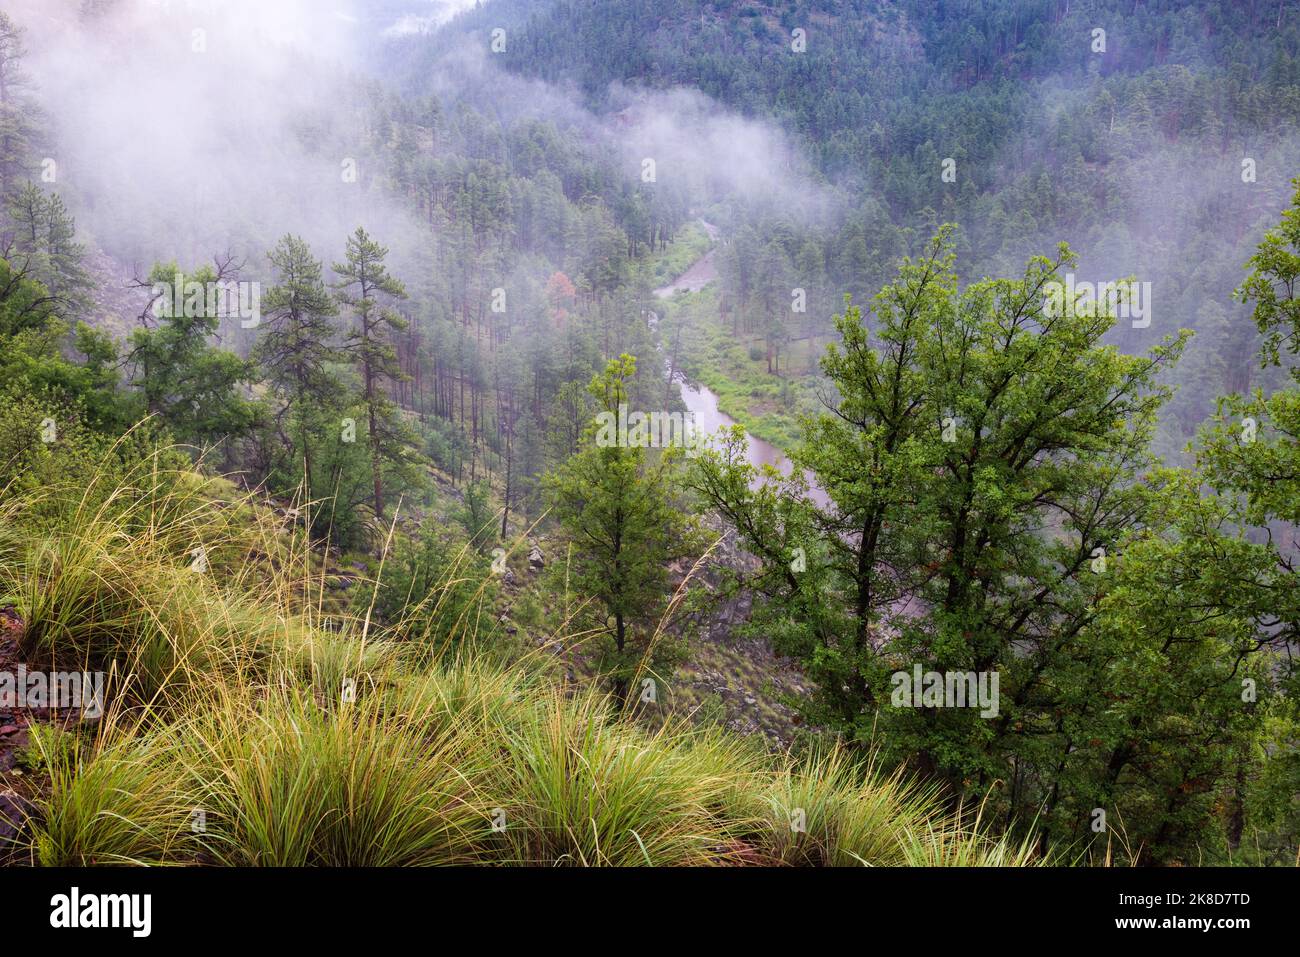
[15,0,406,274]
[13,0,1295,423]
[6,0,832,327]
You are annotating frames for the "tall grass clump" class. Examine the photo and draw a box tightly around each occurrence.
[487,689,760,865]
[747,747,943,866]
[173,686,488,866]
[22,720,196,866]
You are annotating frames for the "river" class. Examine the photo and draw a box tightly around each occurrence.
[656,223,830,509]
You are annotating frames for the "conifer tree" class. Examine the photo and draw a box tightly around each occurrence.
[545,354,699,705]
[333,226,412,520]
[254,234,345,503]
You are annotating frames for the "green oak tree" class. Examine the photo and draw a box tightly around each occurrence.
[692,226,1197,847]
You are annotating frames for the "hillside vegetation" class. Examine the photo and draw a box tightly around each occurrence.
[0,1,1296,869]
[0,448,1037,866]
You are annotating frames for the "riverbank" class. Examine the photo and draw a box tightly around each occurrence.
[650,232,831,508]
[652,237,825,453]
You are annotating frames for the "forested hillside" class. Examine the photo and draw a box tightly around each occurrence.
[0,0,1295,878]
[432,0,1300,450]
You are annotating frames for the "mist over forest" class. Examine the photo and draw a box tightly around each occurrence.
[0,0,1298,901]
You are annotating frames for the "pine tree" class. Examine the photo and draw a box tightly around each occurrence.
[545,354,699,705]
[0,12,34,204]
[254,234,345,504]
[333,226,412,520]
[6,183,90,305]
